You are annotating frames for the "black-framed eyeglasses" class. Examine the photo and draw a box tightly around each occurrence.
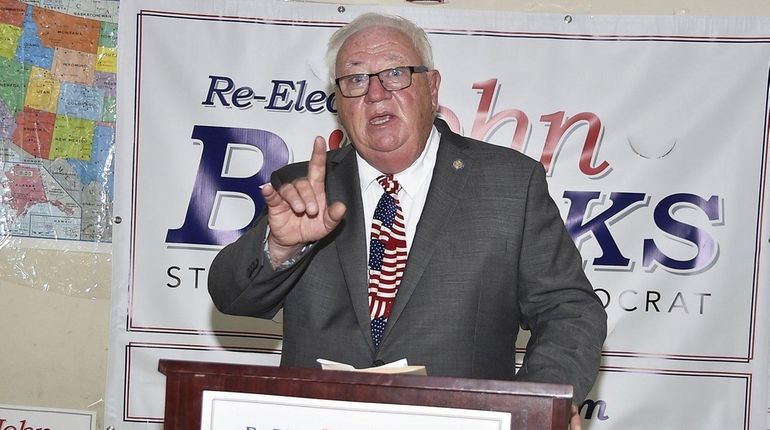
[335,66,430,98]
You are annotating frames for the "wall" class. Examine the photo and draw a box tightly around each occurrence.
[1,0,768,428]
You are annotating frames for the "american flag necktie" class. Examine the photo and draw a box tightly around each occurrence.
[368,174,407,349]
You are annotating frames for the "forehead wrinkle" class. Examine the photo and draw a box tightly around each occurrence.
[340,53,410,75]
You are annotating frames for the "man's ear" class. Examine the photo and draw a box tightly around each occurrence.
[430,69,442,111]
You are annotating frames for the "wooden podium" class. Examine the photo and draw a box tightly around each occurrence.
[159,359,572,429]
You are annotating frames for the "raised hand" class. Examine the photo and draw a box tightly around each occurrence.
[261,136,347,266]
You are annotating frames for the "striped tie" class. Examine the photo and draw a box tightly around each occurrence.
[368,174,407,349]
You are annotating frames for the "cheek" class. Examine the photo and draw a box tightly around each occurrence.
[399,95,429,121]
[336,104,353,128]
[337,100,363,125]
[339,112,364,134]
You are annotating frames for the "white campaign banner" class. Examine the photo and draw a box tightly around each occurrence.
[110,0,770,428]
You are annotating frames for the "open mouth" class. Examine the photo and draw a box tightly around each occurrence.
[369,114,393,126]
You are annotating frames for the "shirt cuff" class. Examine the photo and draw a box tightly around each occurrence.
[263,226,315,270]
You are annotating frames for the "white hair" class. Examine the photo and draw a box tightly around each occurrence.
[326,12,434,82]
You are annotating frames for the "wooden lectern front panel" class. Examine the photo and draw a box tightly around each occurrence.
[159,359,572,430]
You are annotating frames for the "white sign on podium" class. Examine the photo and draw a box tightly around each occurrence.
[200,390,511,430]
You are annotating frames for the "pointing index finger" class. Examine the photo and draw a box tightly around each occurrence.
[307,136,328,185]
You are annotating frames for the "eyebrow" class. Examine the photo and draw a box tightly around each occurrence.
[342,60,365,69]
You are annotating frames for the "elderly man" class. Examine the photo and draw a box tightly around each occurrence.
[208,12,606,429]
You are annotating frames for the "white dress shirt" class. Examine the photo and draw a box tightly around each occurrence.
[357,125,441,258]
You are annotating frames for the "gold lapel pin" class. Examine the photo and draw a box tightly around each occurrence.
[452,159,464,170]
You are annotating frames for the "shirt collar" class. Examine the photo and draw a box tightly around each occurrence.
[357,125,440,197]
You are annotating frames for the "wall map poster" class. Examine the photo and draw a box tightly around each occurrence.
[0,0,117,244]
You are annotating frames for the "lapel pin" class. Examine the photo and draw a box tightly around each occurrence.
[452,159,464,170]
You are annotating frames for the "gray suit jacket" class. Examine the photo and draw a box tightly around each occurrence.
[208,119,607,402]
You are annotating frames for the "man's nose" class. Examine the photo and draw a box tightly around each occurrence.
[365,75,390,102]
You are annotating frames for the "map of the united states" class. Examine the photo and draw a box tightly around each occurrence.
[0,0,116,242]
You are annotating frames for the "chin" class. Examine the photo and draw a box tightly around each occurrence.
[371,136,406,152]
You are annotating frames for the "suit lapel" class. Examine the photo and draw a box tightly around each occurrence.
[381,123,471,346]
[326,146,376,352]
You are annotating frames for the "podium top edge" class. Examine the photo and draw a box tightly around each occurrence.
[158,359,573,399]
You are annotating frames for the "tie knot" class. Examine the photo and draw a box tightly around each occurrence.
[377,174,400,195]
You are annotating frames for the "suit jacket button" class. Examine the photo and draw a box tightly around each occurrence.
[372,359,385,367]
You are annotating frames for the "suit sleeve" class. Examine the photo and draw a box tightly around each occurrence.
[514,162,607,404]
[207,162,314,319]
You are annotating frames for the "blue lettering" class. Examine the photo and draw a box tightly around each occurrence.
[326,92,337,114]
[642,193,721,272]
[266,80,295,111]
[232,86,255,108]
[202,75,235,106]
[563,191,648,268]
[580,399,609,420]
[293,80,307,112]
[306,90,327,113]
[165,125,290,246]
[265,80,335,113]
[202,75,259,109]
